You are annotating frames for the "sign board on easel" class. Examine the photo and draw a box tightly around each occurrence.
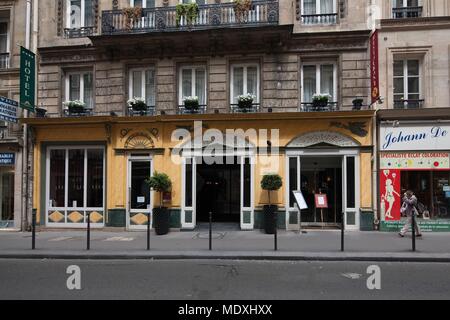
[315,194,328,209]
[291,190,308,231]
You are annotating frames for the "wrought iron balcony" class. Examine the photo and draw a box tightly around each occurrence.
[0,53,10,69]
[301,13,337,25]
[393,99,424,109]
[392,6,423,19]
[63,105,94,117]
[127,105,156,116]
[230,103,260,113]
[177,104,207,115]
[64,26,96,38]
[101,0,279,35]
[299,102,338,112]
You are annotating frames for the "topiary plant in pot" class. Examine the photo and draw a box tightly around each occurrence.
[146,172,172,235]
[261,173,282,234]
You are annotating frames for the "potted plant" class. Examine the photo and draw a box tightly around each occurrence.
[127,97,147,112]
[175,1,199,27]
[260,173,282,234]
[312,93,331,108]
[233,0,252,23]
[146,172,172,235]
[35,107,47,118]
[122,6,143,30]
[237,93,255,111]
[352,98,364,110]
[63,100,86,114]
[183,96,199,111]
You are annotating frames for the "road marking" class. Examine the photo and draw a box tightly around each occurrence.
[48,237,74,242]
[341,273,362,280]
[102,236,134,242]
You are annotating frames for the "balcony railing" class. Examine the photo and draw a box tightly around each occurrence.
[177,104,207,115]
[63,106,94,117]
[299,102,338,112]
[393,99,424,109]
[230,103,260,113]
[0,53,10,69]
[392,6,423,19]
[301,13,337,25]
[64,26,96,38]
[127,105,156,116]
[101,0,279,35]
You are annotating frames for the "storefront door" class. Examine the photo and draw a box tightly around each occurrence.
[0,166,14,228]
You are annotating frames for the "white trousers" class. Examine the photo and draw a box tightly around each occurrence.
[400,216,422,235]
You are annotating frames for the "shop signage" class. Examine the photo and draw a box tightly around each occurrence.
[380,169,401,221]
[380,124,450,151]
[20,46,36,112]
[0,96,18,123]
[370,30,379,103]
[315,194,328,209]
[293,190,308,210]
[0,153,15,165]
[381,220,450,232]
[380,152,450,170]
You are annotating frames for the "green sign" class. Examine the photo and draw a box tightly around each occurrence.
[381,219,450,232]
[20,46,35,112]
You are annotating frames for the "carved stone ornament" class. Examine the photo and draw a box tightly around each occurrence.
[287,131,360,148]
[112,0,119,10]
[124,132,155,149]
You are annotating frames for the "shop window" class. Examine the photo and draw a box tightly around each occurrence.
[230,63,260,104]
[243,157,251,208]
[288,157,298,208]
[178,66,207,106]
[301,63,337,109]
[129,68,156,107]
[393,59,422,108]
[0,166,14,227]
[64,71,94,109]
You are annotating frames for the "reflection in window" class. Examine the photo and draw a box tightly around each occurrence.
[49,149,66,207]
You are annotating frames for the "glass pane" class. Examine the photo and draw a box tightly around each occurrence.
[132,70,142,98]
[320,0,333,14]
[304,0,316,14]
[346,157,355,209]
[49,150,65,207]
[246,66,258,100]
[69,74,80,101]
[87,149,103,208]
[407,0,419,7]
[393,60,404,76]
[393,78,404,95]
[181,68,192,100]
[0,22,7,34]
[130,161,151,209]
[407,60,419,76]
[0,35,7,53]
[0,167,14,223]
[70,0,82,28]
[83,73,93,108]
[84,0,94,27]
[68,149,84,208]
[185,161,192,207]
[393,0,403,8]
[432,171,450,219]
[303,65,316,102]
[145,69,155,106]
[407,93,420,100]
[195,68,206,105]
[408,77,419,94]
[289,157,298,208]
[232,67,244,103]
[146,0,155,8]
[243,158,251,208]
[320,64,334,98]
[134,0,143,7]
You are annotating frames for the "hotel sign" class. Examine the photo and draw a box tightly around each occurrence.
[370,30,379,103]
[380,123,450,151]
[20,46,36,112]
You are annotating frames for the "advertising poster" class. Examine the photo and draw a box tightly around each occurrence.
[380,169,401,221]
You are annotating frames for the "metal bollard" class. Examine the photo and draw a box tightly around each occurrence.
[341,211,345,252]
[147,212,150,251]
[411,212,416,252]
[209,212,212,251]
[274,213,278,251]
[87,212,91,251]
[31,210,36,250]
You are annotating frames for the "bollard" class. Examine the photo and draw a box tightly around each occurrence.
[147,212,151,251]
[209,212,212,251]
[341,211,345,252]
[411,212,416,252]
[274,213,278,251]
[87,212,91,251]
[31,210,36,250]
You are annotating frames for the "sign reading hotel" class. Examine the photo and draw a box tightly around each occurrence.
[370,30,379,104]
[20,46,36,112]
[380,124,450,151]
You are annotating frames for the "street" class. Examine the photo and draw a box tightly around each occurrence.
[0,259,449,300]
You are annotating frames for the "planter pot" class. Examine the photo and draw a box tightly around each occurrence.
[263,205,278,234]
[68,105,86,114]
[153,207,169,235]
[352,101,363,110]
[132,103,148,112]
[184,102,199,111]
[312,100,328,108]
[238,100,253,110]
[35,108,47,118]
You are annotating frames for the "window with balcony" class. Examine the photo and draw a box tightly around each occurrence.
[230,63,260,113]
[130,0,155,7]
[0,13,9,69]
[128,68,156,115]
[392,0,423,18]
[64,71,94,115]
[393,59,423,109]
[301,0,337,24]
[178,66,207,114]
[301,63,337,111]
[65,0,95,38]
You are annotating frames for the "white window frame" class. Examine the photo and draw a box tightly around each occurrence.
[64,71,94,107]
[179,0,207,4]
[45,146,106,228]
[393,0,421,8]
[301,62,338,102]
[130,0,155,8]
[128,67,156,106]
[178,65,207,105]
[0,18,10,54]
[393,58,421,101]
[230,63,260,104]
[301,0,337,15]
[66,0,94,28]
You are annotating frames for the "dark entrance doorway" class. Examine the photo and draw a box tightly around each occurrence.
[196,158,240,223]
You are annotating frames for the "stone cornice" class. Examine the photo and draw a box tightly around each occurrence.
[380,16,450,32]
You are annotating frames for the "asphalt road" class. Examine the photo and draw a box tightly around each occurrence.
[0,259,449,300]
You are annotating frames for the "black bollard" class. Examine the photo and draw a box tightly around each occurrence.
[274,213,278,251]
[411,212,416,252]
[31,210,36,250]
[147,212,150,251]
[341,211,345,252]
[209,212,212,251]
[87,212,91,251]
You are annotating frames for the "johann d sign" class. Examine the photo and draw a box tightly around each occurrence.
[380,123,450,151]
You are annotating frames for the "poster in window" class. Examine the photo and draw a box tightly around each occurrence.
[380,169,401,221]
[315,194,328,209]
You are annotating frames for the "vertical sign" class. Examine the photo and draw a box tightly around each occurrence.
[380,169,401,221]
[20,46,36,112]
[370,30,379,104]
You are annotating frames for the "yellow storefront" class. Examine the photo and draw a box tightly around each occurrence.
[24,110,374,231]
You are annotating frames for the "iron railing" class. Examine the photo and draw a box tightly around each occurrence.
[301,13,337,25]
[64,26,96,38]
[127,105,156,116]
[101,0,279,35]
[393,99,424,109]
[177,104,207,115]
[392,6,423,18]
[299,102,339,112]
[0,53,10,69]
[230,103,260,113]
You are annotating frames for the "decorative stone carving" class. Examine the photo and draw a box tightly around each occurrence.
[120,128,132,139]
[163,0,169,7]
[105,123,112,144]
[124,132,155,149]
[155,10,167,30]
[112,0,119,10]
[267,1,279,23]
[287,131,360,148]
[329,121,368,138]
[57,0,64,36]
[339,0,347,19]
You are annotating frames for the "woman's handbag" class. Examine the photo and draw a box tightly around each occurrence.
[400,201,407,216]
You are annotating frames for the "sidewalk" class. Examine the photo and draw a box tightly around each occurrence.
[1,229,449,262]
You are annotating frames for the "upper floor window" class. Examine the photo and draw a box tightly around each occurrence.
[129,68,156,107]
[392,0,423,18]
[0,12,9,69]
[130,0,155,8]
[393,59,423,108]
[67,0,95,29]
[301,0,337,24]
[65,71,94,109]
[180,0,206,4]
[230,64,260,104]
[178,66,207,106]
[301,63,337,106]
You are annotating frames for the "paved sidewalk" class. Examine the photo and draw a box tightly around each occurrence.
[0,229,449,262]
